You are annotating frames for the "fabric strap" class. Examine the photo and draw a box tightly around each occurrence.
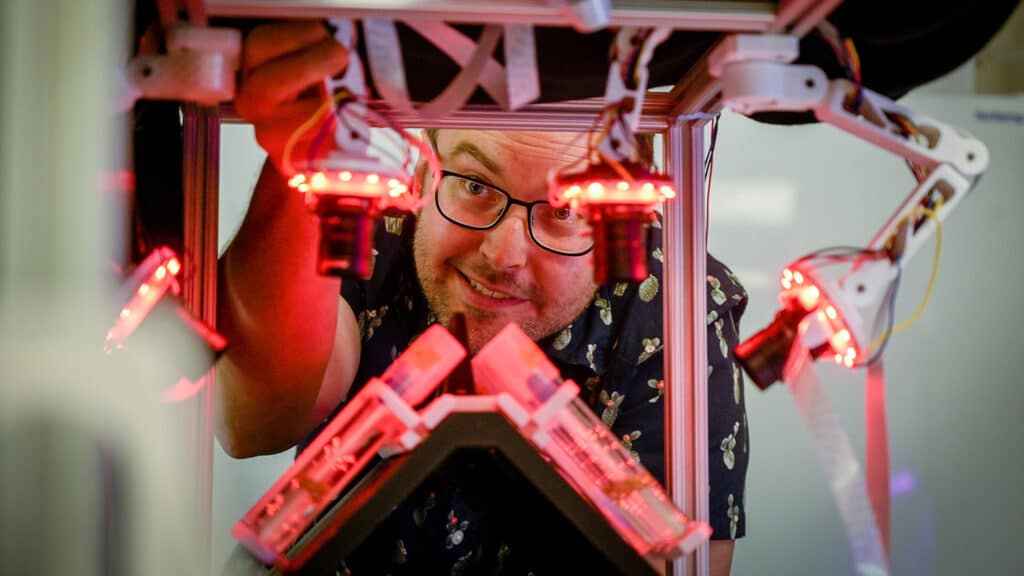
[365,20,543,118]
[865,358,891,562]
[784,346,889,576]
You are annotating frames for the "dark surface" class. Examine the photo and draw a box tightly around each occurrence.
[235,411,663,576]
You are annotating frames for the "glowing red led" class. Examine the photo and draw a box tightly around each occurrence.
[798,285,821,309]
[106,246,185,350]
[779,265,863,369]
[311,172,328,189]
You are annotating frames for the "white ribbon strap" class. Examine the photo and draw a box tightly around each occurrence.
[362,18,415,114]
[784,346,889,576]
[362,21,541,116]
[502,24,540,110]
[401,20,510,110]
[415,25,504,119]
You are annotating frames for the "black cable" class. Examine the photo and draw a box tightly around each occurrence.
[703,114,720,246]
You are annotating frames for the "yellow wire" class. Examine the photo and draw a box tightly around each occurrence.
[281,89,351,176]
[844,38,861,80]
[598,149,635,182]
[869,202,944,351]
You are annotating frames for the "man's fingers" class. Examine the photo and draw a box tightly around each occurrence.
[236,37,348,122]
[242,21,333,75]
[254,97,336,172]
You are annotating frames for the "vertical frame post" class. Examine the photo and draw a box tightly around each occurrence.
[182,104,222,571]
[663,119,709,576]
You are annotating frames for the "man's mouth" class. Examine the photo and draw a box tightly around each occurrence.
[456,270,527,305]
[465,275,513,300]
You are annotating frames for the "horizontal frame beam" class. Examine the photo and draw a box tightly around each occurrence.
[206,0,776,31]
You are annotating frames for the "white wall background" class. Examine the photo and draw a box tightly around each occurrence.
[212,89,1024,574]
[712,92,1024,576]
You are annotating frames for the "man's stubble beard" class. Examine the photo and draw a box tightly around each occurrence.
[411,215,596,354]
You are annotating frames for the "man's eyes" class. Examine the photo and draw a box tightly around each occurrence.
[463,180,489,195]
[552,207,573,221]
[537,205,581,225]
[455,176,494,196]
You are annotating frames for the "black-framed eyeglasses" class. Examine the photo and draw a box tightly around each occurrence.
[434,170,594,257]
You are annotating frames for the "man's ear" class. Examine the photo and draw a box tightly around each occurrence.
[411,157,432,212]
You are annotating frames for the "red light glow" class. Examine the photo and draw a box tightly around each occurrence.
[106,247,184,349]
[798,285,821,309]
[286,167,414,210]
[311,172,328,189]
[779,265,862,369]
[549,160,676,211]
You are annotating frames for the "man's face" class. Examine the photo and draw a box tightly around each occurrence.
[413,130,597,353]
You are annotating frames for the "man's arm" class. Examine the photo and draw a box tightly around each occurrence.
[215,22,359,457]
[710,540,735,576]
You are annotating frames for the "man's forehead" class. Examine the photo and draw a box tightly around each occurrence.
[434,129,590,171]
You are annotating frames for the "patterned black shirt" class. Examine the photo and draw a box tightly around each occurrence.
[313,211,749,575]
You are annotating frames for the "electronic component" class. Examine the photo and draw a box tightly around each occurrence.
[284,20,436,279]
[549,27,675,284]
[472,323,711,558]
[232,325,466,568]
[711,34,989,386]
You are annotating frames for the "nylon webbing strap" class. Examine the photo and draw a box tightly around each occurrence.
[417,25,502,119]
[364,20,542,118]
[362,18,415,113]
[502,24,540,110]
[865,358,891,562]
[402,20,509,107]
[784,346,889,576]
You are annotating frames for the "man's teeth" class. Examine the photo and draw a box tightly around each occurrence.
[467,277,511,300]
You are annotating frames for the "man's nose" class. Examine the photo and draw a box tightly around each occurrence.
[480,208,530,269]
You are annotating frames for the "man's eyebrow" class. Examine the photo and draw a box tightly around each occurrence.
[444,140,502,177]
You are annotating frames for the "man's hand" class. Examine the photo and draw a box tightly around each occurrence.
[235,21,348,173]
